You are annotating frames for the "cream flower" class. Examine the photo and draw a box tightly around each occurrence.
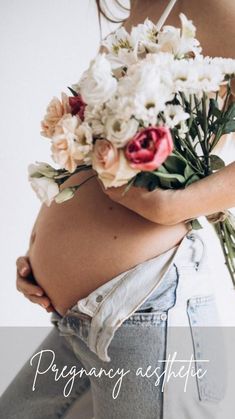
[92,139,140,189]
[102,27,139,68]
[208,57,235,78]
[28,173,59,206]
[156,13,201,58]
[28,162,58,178]
[84,104,106,136]
[41,93,70,138]
[51,115,92,172]
[164,105,189,129]
[105,116,139,148]
[79,54,117,106]
[131,18,159,54]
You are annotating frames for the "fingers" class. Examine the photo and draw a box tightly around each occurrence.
[16,255,55,312]
[16,256,31,277]
[16,274,44,297]
[26,294,52,309]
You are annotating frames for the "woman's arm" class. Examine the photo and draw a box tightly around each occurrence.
[103,161,235,225]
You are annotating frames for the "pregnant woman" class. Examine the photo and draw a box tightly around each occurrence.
[1,0,235,418]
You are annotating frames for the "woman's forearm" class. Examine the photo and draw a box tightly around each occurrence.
[104,162,235,225]
[175,161,235,223]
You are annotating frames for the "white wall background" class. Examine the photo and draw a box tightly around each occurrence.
[0,0,235,329]
[0,0,121,326]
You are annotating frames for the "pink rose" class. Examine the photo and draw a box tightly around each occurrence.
[69,95,86,120]
[92,139,119,173]
[124,126,174,171]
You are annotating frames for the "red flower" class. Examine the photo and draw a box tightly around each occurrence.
[125,126,174,171]
[69,95,86,120]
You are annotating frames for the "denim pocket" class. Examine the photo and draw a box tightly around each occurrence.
[187,294,227,403]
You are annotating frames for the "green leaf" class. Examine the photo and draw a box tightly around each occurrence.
[122,176,137,196]
[184,164,196,180]
[133,172,160,191]
[163,154,187,174]
[210,155,225,170]
[152,171,185,183]
[67,86,78,97]
[190,219,203,230]
[225,102,235,120]
[30,172,44,179]
[222,120,235,135]
[185,174,201,186]
[208,99,221,119]
[188,122,199,140]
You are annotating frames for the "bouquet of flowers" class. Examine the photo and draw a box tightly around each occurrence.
[29,14,235,282]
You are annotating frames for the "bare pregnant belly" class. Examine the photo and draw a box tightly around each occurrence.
[29,171,189,316]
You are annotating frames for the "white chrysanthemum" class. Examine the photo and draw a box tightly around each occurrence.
[164,105,189,129]
[79,54,117,105]
[170,59,224,94]
[209,57,235,78]
[117,58,174,123]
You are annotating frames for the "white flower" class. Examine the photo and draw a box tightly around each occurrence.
[28,173,59,206]
[75,122,93,164]
[28,162,58,178]
[84,104,106,136]
[102,27,138,68]
[156,13,201,58]
[131,18,158,53]
[79,54,117,105]
[209,57,235,78]
[178,120,189,139]
[170,59,224,95]
[164,105,189,129]
[105,116,139,148]
[117,57,174,124]
[106,95,135,121]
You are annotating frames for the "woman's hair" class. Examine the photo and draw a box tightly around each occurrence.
[95,0,130,24]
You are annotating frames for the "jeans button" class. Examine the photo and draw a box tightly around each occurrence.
[96,294,103,303]
[161,313,167,321]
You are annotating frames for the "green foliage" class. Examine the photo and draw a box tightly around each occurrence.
[210,155,225,170]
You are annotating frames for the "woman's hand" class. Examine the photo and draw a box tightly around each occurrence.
[16,256,54,312]
[98,178,181,225]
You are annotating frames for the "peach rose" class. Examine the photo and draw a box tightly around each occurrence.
[51,115,92,173]
[92,139,140,188]
[41,92,71,138]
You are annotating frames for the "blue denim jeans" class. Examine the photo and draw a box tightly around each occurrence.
[0,233,229,419]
